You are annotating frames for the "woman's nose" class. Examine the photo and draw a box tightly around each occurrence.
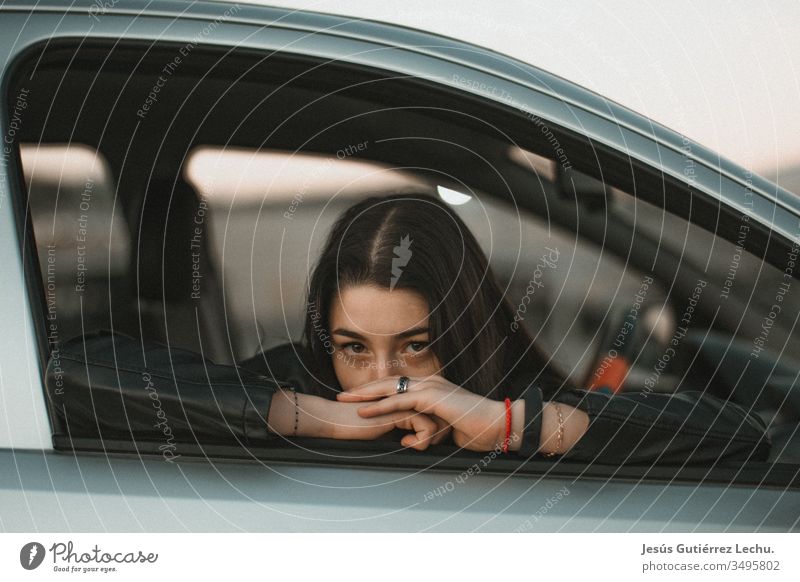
[372,356,401,380]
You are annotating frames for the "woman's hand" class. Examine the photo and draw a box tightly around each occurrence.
[325,400,446,450]
[336,376,513,452]
[274,392,444,450]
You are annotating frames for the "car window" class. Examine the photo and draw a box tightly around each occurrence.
[8,39,797,486]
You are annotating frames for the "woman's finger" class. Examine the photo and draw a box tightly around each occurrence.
[336,391,385,402]
[394,409,450,447]
[358,392,429,418]
[394,411,436,451]
[337,376,426,402]
[430,417,452,445]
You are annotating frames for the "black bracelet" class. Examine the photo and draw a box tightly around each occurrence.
[518,383,544,457]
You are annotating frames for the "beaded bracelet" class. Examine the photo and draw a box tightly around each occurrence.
[542,402,564,458]
[291,388,299,437]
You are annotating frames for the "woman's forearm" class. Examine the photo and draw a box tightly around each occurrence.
[507,400,589,455]
[266,390,441,449]
[266,390,333,438]
[540,401,589,454]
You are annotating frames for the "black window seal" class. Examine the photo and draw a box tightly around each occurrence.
[52,435,799,490]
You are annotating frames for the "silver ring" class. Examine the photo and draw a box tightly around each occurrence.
[396,376,410,394]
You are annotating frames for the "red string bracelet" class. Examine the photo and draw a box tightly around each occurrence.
[502,397,512,453]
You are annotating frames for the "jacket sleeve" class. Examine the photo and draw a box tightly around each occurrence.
[46,330,290,447]
[238,343,330,398]
[510,374,771,464]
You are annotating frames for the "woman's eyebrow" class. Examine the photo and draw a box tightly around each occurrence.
[332,329,366,340]
[331,327,430,339]
[396,327,430,339]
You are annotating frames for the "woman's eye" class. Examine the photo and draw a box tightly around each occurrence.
[407,341,429,354]
[343,342,366,354]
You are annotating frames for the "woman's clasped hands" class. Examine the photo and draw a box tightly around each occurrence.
[337,376,522,452]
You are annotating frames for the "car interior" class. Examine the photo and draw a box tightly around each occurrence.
[9,39,800,471]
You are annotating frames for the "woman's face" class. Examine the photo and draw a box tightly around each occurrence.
[329,284,442,390]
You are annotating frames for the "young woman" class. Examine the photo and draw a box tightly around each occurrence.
[243,194,771,463]
[248,193,584,455]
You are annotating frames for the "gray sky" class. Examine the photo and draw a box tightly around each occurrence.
[227,0,800,182]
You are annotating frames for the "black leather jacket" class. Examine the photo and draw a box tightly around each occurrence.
[46,330,770,464]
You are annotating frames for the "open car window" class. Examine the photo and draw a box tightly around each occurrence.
[8,39,799,488]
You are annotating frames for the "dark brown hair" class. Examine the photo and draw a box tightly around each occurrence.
[304,194,564,399]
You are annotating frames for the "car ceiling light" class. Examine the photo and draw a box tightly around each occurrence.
[437,185,472,205]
